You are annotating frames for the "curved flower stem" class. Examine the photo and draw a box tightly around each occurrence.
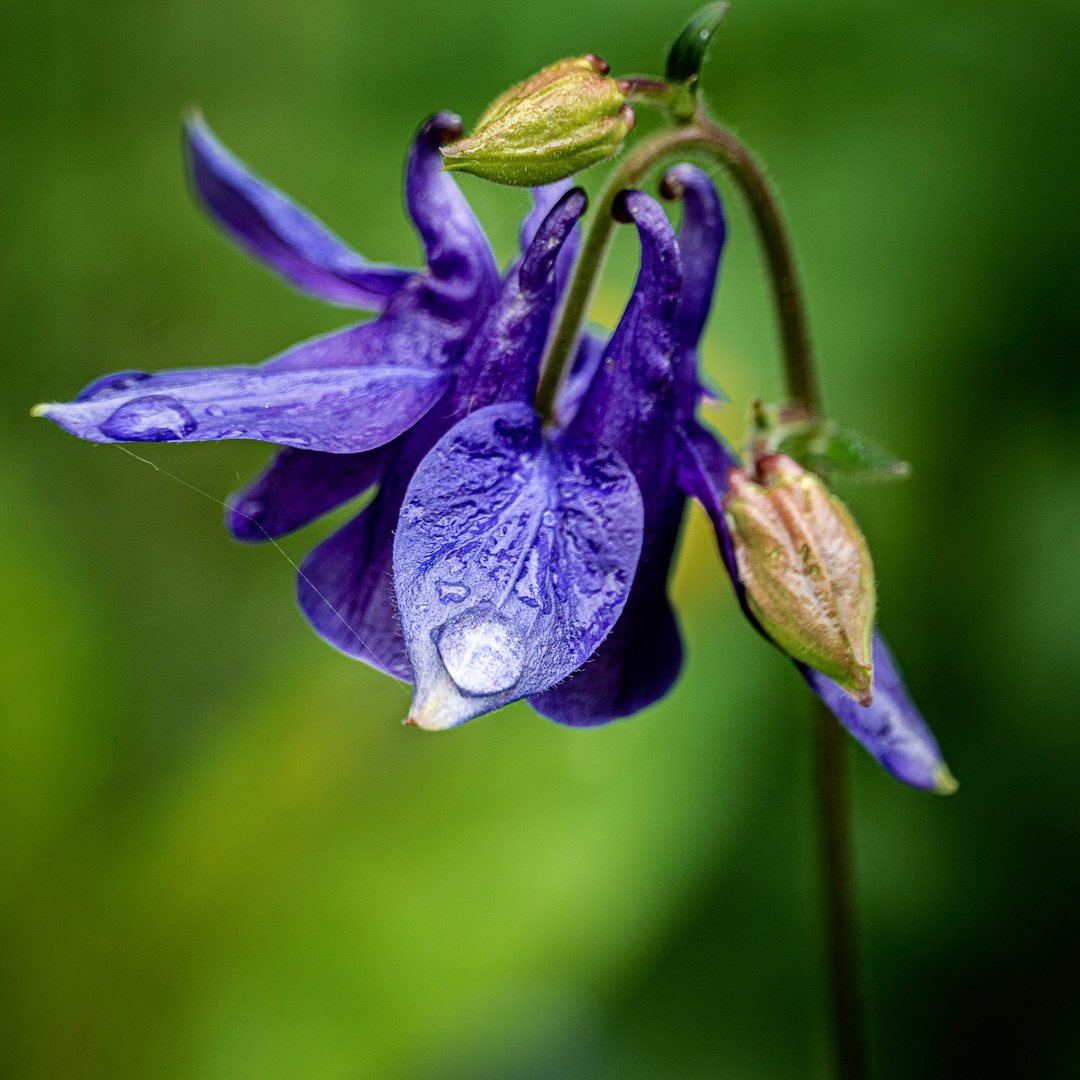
[535,110,820,421]
[534,109,866,1079]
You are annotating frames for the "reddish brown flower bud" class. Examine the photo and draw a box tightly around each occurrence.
[724,453,876,704]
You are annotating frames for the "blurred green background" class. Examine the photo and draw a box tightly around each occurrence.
[2,0,1079,1076]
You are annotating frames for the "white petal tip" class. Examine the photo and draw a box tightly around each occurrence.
[405,677,469,732]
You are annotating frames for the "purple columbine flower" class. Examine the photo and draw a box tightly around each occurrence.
[34,109,951,790]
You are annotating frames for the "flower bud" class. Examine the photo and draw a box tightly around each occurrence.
[723,453,876,704]
[440,56,634,186]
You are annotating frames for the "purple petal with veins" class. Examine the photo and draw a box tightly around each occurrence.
[394,402,643,729]
[800,635,955,793]
[227,442,395,542]
[519,179,581,298]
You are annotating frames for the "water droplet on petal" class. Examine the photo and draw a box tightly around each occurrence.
[99,395,197,442]
[437,607,525,696]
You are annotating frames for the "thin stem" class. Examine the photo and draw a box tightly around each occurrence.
[535,111,820,421]
[814,699,868,1080]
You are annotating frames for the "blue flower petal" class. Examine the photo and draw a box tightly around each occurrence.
[674,420,741,583]
[394,402,644,729]
[800,634,956,793]
[519,180,581,298]
[404,113,500,318]
[529,514,684,726]
[667,165,727,355]
[36,360,450,453]
[453,188,588,411]
[227,442,395,543]
[551,330,606,429]
[296,426,437,679]
[185,115,413,310]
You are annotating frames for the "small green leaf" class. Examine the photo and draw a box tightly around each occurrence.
[750,401,909,481]
[665,3,729,85]
[778,428,910,480]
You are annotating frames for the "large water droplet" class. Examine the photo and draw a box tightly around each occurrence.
[99,395,197,441]
[436,580,471,604]
[437,607,525,696]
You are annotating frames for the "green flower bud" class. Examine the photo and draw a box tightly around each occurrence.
[440,56,634,186]
[724,453,876,704]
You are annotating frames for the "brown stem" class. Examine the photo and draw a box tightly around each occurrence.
[815,698,868,1080]
[535,114,820,422]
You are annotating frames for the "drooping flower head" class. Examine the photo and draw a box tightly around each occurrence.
[33,65,955,794]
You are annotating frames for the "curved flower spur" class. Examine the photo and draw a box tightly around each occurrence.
[531,174,725,726]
